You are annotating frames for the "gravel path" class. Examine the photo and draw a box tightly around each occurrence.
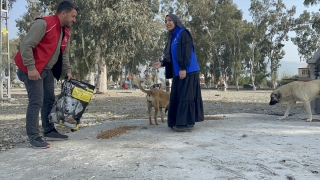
[0,88,306,151]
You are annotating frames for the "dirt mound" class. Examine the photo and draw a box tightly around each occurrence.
[96,126,137,139]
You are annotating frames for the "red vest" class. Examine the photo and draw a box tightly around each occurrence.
[14,14,70,73]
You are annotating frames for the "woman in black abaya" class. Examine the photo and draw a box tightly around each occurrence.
[152,14,204,131]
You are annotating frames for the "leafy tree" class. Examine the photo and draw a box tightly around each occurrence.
[209,0,241,89]
[180,0,214,84]
[3,0,17,9]
[15,0,310,93]
[266,0,295,89]
[303,0,320,6]
[173,0,243,89]
[225,19,249,90]
[250,0,295,89]
[27,0,163,94]
[291,11,320,62]
[248,0,269,90]
[1,36,18,83]
[8,38,19,82]
[15,0,49,46]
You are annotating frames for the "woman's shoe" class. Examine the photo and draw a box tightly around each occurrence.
[172,125,194,131]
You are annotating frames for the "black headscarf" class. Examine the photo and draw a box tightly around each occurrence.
[163,14,185,62]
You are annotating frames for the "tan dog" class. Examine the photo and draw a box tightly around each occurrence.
[138,81,170,125]
[269,79,320,121]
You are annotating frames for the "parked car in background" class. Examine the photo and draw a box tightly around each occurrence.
[108,85,115,89]
[243,84,253,89]
[131,84,138,89]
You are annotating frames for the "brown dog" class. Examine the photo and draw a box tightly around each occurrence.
[138,81,170,125]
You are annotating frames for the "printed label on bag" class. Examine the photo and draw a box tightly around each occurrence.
[71,86,93,102]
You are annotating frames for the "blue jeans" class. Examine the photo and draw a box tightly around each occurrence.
[17,69,55,140]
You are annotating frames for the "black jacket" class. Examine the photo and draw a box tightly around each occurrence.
[162,30,193,79]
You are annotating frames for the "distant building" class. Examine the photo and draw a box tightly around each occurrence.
[297,66,311,81]
[298,66,309,78]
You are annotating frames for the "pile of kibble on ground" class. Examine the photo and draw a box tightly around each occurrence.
[96,126,137,139]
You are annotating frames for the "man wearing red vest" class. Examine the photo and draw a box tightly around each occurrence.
[14,1,78,149]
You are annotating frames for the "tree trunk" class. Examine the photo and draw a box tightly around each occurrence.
[222,68,228,91]
[250,45,256,91]
[81,32,91,72]
[250,63,256,91]
[271,71,277,89]
[127,68,131,89]
[235,74,239,91]
[87,72,95,85]
[250,74,256,91]
[270,59,277,89]
[236,36,241,91]
[96,46,107,93]
[74,57,81,81]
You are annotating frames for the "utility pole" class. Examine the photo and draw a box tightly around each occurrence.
[0,0,10,101]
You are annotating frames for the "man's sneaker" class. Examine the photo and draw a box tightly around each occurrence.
[43,129,68,141]
[29,137,50,149]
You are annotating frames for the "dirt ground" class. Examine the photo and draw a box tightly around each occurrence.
[0,87,307,150]
[0,88,319,179]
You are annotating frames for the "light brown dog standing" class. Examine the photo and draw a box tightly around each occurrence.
[138,81,170,125]
[269,79,320,121]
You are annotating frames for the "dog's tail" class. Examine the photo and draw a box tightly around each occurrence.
[137,81,151,94]
[165,105,169,113]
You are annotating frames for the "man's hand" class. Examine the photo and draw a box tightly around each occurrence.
[28,70,41,80]
[179,70,186,80]
[66,73,72,80]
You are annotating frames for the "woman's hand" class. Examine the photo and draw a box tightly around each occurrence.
[66,73,72,81]
[152,62,162,70]
[179,70,186,79]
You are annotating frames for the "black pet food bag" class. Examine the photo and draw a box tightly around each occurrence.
[49,79,95,131]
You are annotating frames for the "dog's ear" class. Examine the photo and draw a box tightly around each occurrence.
[74,101,84,115]
[57,97,65,109]
[276,93,281,100]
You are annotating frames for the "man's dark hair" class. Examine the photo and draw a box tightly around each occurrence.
[56,0,79,14]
